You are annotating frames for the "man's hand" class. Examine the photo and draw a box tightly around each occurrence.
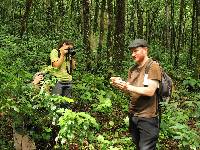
[60,45,73,56]
[60,47,69,56]
[32,72,44,85]
[110,77,129,91]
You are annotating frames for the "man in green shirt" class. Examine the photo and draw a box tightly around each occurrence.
[50,39,76,97]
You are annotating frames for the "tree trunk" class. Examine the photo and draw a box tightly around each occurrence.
[145,9,149,41]
[174,0,184,68]
[45,0,55,33]
[170,0,175,63]
[135,0,143,38]
[113,0,126,72]
[106,0,114,62]
[188,0,196,66]
[55,0,65,33]
[20,0,33,38]
[93,0,100,33]
[82,0,92,70]
[196,0,200,78]
[97,0,106,67]
[128,0,135,38]
[165,0,171,49]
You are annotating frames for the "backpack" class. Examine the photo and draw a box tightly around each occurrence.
[145,59,173,100]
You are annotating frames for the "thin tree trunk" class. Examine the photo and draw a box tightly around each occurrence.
[97,0,106,67]
[76,0,82,35]
[174,0,184,68]
[20,0,33,38]
[146,7,159,43]
[82,0,92,70]
[56,0,65,33]
[135,0,143,38]
[145,9,149,41]
[188,0,196,66]
[128,0,135,38]
[146,7,156,43]
[165,0,171,49]
[93,0,100,33]
[113,0,126,72]
[196,0,200,78]
[106,0,113,62]
[170,0,175,63]
[46,0,55,33]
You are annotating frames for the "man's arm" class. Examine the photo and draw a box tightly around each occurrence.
[52,49,68,68]
[125,79,159,96]
[110,77,159,97]
[52,54,65,68]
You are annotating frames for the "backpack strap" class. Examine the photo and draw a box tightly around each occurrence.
[129,64,138,73]
[145,59,161,125]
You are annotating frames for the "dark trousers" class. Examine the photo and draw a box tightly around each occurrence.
[51,81,72,97]
[129,115,159,150]
[51,81,72,108]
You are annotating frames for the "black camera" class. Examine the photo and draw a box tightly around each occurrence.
[68,48,76,56]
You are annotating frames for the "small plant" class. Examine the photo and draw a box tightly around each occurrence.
[183,77,200,92]
[55,110,99,148]
[160,101,200,150]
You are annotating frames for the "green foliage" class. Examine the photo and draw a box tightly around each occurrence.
[10,86,73,141]
[96,134,134,150]
[56,110,99,148]
[160,100,200,149]
[1,0,200,148]
[1,31,199,149]
[91,90,112,113]
[183,77,200,92]
[73,73,114,113]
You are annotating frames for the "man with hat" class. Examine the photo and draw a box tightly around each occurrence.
[110,39,161,150]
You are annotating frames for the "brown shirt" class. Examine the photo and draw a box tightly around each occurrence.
[127,59,161,118]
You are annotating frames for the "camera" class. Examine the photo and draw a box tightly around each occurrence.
[68,48,76,56]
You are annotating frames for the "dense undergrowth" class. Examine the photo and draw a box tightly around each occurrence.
[0,30,199,150]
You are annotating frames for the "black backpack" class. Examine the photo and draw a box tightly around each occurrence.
[145,59,173,101]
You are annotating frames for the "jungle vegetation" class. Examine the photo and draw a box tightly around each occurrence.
[0,0,199,149]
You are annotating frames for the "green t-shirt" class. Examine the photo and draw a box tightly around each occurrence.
[50,49,72,82]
